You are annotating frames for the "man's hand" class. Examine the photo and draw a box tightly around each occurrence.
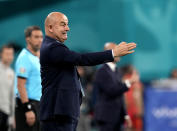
[113,42,136,57]
[25,111,36,126]
[125,115,132,128]
[8,116,16,129]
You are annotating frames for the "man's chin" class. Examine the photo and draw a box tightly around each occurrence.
[62,37,67,42]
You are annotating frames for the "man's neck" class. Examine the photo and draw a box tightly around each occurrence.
[26,46,38,56]
[1,61,10,67]
[46,33,64,43]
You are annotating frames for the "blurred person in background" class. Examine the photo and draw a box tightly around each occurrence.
[0,44,15,131]
[15,26,43,131]
[94,42,138,131]
[121,65,143,131]
[169,68,177,79]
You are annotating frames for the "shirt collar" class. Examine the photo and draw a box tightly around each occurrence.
[25,48,38,58]
[106,62,116,72]
[45,35,63,44]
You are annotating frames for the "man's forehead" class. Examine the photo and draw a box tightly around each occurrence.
[59,15,68,23]
[3,48,13,51]
[31,30,43,35]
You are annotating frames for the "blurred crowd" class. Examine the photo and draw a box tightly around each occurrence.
[0,25,177,131]
[76,64,143,131]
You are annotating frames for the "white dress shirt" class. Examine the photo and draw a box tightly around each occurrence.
[106,62,131,88]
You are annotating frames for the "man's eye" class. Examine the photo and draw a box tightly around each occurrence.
[61,23,66,26]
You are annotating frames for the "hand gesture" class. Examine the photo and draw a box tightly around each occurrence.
[113,42,136,57]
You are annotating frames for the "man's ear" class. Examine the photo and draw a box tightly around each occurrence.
[26,37,30,43]
[48,25,53,33]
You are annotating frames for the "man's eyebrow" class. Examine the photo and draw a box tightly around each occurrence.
[60,21,66,24]
[60,21,69,25]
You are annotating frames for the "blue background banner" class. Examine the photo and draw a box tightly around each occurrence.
[144,87,177,131]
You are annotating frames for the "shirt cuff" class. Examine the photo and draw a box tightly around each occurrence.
[125,80,131,88]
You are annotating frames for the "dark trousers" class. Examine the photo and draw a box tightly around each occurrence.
[41,116,78,131]
[0,111,8,131]
[97,120,123,131]
[15,98,40,131]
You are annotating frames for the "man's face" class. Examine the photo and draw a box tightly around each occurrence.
[27,30,43,52]
[172,70,177,78]
[1,48,14,66]
[52,15,70,43]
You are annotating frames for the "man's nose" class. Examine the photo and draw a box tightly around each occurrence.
[66,26,70,31]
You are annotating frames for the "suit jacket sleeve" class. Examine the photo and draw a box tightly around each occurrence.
[48,43,114,66]
[94,68,129,98]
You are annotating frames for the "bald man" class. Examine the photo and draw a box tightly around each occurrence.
[93,42,139,131]
[40,12,136,131]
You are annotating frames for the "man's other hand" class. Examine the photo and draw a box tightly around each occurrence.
[25,111,36,126]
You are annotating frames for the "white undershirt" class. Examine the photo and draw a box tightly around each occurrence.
[106,62,116,72]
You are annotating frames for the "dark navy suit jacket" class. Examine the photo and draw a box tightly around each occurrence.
[40,36,114,121]
[94,64,129,123]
